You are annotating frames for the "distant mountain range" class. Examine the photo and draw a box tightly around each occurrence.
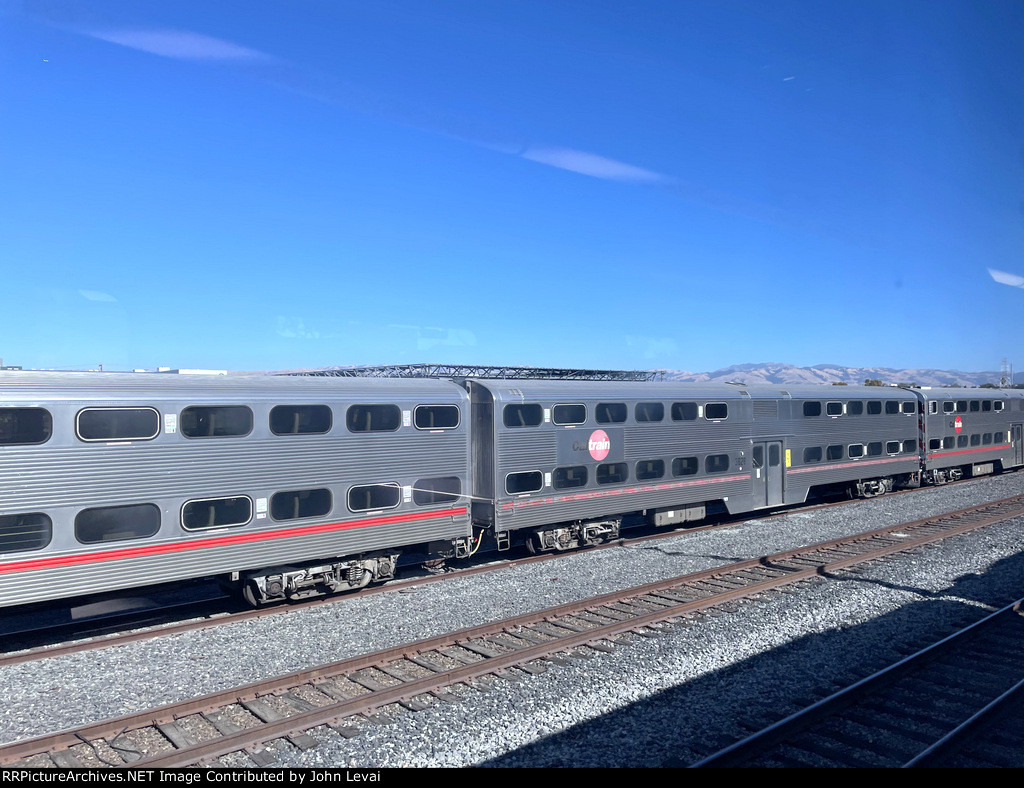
[655,362,1015,388]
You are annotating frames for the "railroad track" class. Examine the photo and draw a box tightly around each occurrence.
[690,597,1024,767]
[4,492,1024,768]
[0,476,986,667]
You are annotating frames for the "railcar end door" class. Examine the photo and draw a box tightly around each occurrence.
[1013,424,1023,467]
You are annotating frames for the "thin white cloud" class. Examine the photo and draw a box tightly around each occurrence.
[521,146,672,185]
[988,268,1024,288]
[276,316,320,340]
[87,29,271,61]
[79,289,117,302]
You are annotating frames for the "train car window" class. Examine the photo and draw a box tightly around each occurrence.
[867,442,883,456]
[969,401,980,412]
[803,447,822,463]
[994,431,1006,443]
[826,444,843,461]
[982,401,992,412]
[752,446,764,468]
[348,483,402,511]
[943,401,955,413]
[956,401,968,413]
[942,437,955,449]
[502,403,543,428]
[705,454,729,473]
[848,444,866,458]
[825,402,843,417]
[76,503,160,544]
[885,441,901,454]
[957,435,969,448]
[552,466,588,489]
[181,406,253,438]
[885,401,899,415]
[413,476,462,505]
[271,488,332,521]
[635,459,665,480]
[768,444,781,467]
[970,434,981,446]
[182,497,252,530]
[929,439,941,450]
[672,456,698,476]
[867,401,882,415]
[847,401,864,415]
[270,405,332,435]
[928,402,938,414]
[671,402,698,421]
[635,402,664,422]
[596,462,628,484]
[903,439,917,453]
[983,433,993,445]
[0,407,52,445]
[77,407,159,442]
[901,401,916,414]
[803,402,822,417]
[505,471,543,495]
[994,401,1004,412]
[552,404,586,425]
[595,403,627,424]
[0,512,52,552]
[414,405,460,430]
[705,403,728,420]
[346,404,401,432]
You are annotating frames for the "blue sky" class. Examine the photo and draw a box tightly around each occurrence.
[2,1,1023,373]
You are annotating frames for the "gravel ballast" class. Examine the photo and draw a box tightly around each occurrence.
[2,472,1024,767]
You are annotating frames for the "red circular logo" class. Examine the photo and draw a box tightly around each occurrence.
[954,416,963,434]
[588,429,611,461]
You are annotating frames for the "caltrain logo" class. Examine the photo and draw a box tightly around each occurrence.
[954,416,963,434]
[588,429,611,461]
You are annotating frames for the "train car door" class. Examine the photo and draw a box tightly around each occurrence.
[752,441,784,507]
[1013,424,1023,467]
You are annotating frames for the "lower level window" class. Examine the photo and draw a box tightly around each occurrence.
[348,483,401,511]
[182,497,252,530]
[271,488,332,521]
[0,512,51,552]
[76,503,160,544]
[413,476,462,505]
[596,463,628,485]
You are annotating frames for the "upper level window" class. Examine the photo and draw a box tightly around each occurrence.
[943,401,955,413]
[0,407,52,445]
[901,401,916,414]
[825,402,843,416]
[969,401,980,412]
[671,402,698,421]
[847,401,864,415]
[635,402,664,422]
[994,401,1005,412]
[803,402,822,417]
[552,404,586,425]
[885,401,900,415]
[982,401,992,412]
[414,405,460,430]
[77,407,159,441]
[867,401,882,415]
[705,403,728,420]
[503,403,543,428]
[347,404,401,433]
[181,406,253,438]
[595,403,627,424]
[956,400,968,413]
[270,405,332,435]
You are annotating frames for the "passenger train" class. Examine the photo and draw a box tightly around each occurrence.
[1,371,1022,609]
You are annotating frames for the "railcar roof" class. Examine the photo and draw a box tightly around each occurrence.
[0,371,468,401]
[468,379,920,401]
